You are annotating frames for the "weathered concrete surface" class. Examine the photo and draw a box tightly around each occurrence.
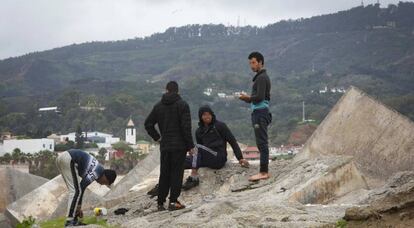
[298,86,414,179]
[289,158,368,204]
[0,167,48,212]
[0,213,12,228]
[105,147,160,200]
[5,175,105,226]
[344,171,414,227]
[101,156,370,227]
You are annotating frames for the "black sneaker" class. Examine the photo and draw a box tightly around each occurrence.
[65,219,86,227]
[182,176,199,191]
[74,220,86,226]
[147,184,159,198]
[157,203,166,211]
[168,201,186,211]
[65,220,77,227]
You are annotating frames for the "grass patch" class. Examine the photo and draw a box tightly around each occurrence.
[39,216,117,228]
[271,154,296,160]
[336,219,347,228]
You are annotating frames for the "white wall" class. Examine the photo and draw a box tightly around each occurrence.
[125,128,136,145]
[3,139,55,155]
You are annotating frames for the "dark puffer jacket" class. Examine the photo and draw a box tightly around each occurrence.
[196,106,243,161]
[144,93,194,152]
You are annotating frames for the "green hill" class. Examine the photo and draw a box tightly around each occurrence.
[1,2,413,145]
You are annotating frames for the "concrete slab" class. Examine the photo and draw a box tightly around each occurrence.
[5,175,105,226]
[0,167,48,212]
[298,86,414,179]
[105,147,160,200]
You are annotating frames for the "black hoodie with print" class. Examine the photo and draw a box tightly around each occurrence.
[195,106,243,161]
[144,93,194,152]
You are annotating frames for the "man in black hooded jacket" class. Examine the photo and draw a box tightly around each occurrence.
[144,81,195,211]
[182,105,249,190]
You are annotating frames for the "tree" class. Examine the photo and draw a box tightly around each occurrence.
[29,150,59,179]
[75,125,85,149]
[1,153,12,164]
[112,141,133,153]
[12,148,22,163]
[97,147,108,163]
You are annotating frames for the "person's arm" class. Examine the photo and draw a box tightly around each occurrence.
[250,76,266,103]
[180,102,195,151]
[144,106,161,142]
[77,177,93,209]
[195,130,202,144]
[218,123,243,160]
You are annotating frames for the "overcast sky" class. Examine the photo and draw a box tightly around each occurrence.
[0,0,408,59]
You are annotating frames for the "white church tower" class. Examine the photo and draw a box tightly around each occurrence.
[125,118,136,145]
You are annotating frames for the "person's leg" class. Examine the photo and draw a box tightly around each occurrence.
[183,148,209,190]
[56,151,81,224]
[169,150,186,203]
[184,153,200,176]
[157,150,171,206]
[250,109,271,181]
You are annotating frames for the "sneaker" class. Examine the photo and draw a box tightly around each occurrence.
[157,203,166,211]
[74,221,86,226]
[65,219,86,227]
[147,184,159,198]
[168,201,186,211]
[65,220,76,227]
[182,176,199,191]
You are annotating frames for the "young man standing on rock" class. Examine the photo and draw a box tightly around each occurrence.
[56,149,117,227]
[182,105,250,190]
[239,52,272,182]
[145,81,195,211]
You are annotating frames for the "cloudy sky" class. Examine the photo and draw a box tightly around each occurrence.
[0,0,407,59]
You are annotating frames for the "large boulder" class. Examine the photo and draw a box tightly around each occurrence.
[0,167,48,212]
[298,86,414,179]
[5,175,106,226]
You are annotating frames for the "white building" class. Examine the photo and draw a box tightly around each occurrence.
[217,93,226,98]
[319,86,328,94]
[60,131,120,148]
[38,106,61,114]
[125,118,137,145]
[2,138,55,155]
[203,88,213,96]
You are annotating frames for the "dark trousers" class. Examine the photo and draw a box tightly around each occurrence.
[184,147,227,170]
[251,108,272,173]
[158,149,186,204]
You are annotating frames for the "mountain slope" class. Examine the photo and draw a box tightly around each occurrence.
[0,2,413,144]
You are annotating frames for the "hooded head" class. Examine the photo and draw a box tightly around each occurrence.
[198,105,216,127]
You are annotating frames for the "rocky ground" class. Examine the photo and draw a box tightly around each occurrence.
[84,156,374,227]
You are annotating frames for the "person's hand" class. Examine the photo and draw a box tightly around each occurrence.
[239,159,249,168]
[239,93,250,102]
[188,147,197,156]
[75,206,83,218]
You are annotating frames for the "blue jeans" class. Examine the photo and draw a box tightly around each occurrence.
[251,108,272,173]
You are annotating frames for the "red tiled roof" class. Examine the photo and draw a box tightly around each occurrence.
[243,151,260,159]
[243,146,259,152]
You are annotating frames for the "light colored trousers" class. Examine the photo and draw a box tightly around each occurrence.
[56,151,81,220]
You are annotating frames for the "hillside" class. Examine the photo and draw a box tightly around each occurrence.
[0,2,413,144]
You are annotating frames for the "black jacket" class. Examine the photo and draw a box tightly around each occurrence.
[248,69,271,104]
[196,106,243,161]
[144,93,194,151]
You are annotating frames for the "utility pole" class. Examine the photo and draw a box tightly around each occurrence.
[302,101,306,122]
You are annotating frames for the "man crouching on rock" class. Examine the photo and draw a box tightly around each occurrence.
[56,149,117,227]
[182,105,249,190]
